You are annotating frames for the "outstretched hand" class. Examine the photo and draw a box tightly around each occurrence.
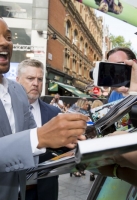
[37,113,88,149]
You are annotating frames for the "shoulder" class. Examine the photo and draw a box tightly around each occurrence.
[39,99,60,114]
[108,90,123,103]
[8,79,26,94]
[108,91,118,102]
[112,91,123,98]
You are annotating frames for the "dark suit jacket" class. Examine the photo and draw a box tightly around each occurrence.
[37,99,60,200]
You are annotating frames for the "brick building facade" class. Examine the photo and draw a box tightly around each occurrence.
[46,0,103,95]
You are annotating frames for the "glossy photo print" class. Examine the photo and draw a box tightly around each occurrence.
[76,0,137,27]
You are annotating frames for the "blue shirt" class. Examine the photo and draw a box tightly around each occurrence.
[108,91,124,103]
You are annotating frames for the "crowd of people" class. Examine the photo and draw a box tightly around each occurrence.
[1,17,137,200]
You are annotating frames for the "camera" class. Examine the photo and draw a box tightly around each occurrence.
[91,61,132,87]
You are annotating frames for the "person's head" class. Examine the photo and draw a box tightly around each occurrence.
[0,18,13,83]
[91,100,103,109]
[16,59,44,103]
[107,47,136,63]
[54,93,60,99]
[67,103,71,108]
[88,100,93,107]
[107,47,136,93]
[77,98,89,111]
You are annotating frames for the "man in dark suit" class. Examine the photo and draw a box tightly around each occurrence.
[16,59,62,200]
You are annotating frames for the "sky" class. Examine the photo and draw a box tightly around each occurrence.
[95,10,137,52]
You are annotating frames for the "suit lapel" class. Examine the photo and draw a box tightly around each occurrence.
[39,99,49,125]
[0,100,12,136]
[8,80,24,132]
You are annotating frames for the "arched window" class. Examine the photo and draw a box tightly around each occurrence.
[94,54,96,60]
[64,48,70,73]
[72,54,77,72]
[79,60,82,75]
[84,66,87,78]
[72,29,78,45]
[84,43,88,55]
[66,20,71,38]
[80,37,83,51]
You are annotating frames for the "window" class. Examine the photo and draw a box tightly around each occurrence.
[73,29,78,45]
[0,2,32,19]
[79,60,82,75]
[80,5,82,14]
[84,66,87,78]
[94,54,96,60]
[11,28,31,45]
[84,43,88,55]
[64,48,70,71]
[72,54,77,72]
[80,37,83,51]
[66,20,71,38]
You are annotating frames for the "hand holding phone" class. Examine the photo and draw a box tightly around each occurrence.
[92,61,132,87]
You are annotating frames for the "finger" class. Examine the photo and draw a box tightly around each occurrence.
[67,128,86,138]
[78,135,86,141]
[66,134,86,144]
[66,143,77,149]
[58,113,88,122]
[55,119,87,131]
[124,59,134,66]
[67,120,87,130]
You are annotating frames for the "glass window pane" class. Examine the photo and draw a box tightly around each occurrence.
[0,1,32,19]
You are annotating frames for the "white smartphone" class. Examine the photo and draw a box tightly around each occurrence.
[92,61,131,87]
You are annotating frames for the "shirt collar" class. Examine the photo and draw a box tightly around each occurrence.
[0,77,8,99]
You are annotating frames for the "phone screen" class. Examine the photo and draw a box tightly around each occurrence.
[97,62,131,87]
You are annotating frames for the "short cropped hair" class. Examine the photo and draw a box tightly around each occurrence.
[17,59,44,76]
[107,47,136,60]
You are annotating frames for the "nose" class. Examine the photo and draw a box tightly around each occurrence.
[32,78,39,86]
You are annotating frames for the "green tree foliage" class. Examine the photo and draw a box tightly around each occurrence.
[109,34,131,48]
[109,34,137,57]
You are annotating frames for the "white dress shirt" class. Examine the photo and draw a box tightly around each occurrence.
[27,99,42,185]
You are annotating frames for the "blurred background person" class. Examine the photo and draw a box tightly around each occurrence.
[107,47,136,103]
[91,100,103,111]
[62,102,71,113]
[50,93,64,110]
[76,98,89,115]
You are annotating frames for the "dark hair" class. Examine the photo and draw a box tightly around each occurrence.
[107,47,136,60]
